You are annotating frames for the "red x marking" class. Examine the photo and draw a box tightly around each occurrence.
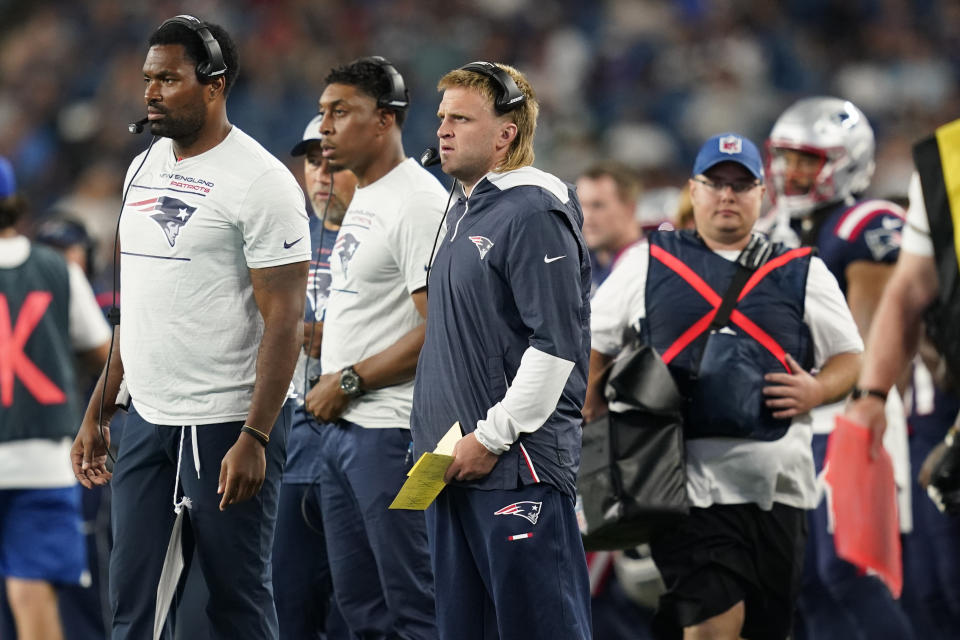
[0,292,67,407]
[649,244,812,371]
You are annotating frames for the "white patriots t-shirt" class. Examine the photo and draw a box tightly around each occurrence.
[119,127,310,425]
[321,158,447,429]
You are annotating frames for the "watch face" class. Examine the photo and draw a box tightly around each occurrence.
[340,369,361,395]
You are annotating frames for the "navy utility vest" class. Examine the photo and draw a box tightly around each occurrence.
[0,244,79,443]
[643,231,813,441]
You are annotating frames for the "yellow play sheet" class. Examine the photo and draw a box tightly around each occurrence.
[388,423,462,510]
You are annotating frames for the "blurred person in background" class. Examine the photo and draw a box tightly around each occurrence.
[272,113,355,640]
[0,155,111,640]
[35,218,97,280]
[304,56,445,640]
[49,162,123,287]
[899,350,960,637]
[70,16,310,639]
[34,215,114,639]
[847,116,960,637]
[673,184,696,231]
[576,161,657,638]
[586,133,863,640]
[576,162,642,290]
[766,97,915,640]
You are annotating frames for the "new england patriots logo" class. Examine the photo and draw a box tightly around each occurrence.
[335,233,360,278]
[306,271,332,320]
[131,196,197,247]
[864,220,902,261]
[494,501,542,525]
[469,235,494,260]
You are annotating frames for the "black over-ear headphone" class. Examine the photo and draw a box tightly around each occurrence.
[355,56,409,111]
[158,14,228,83]
[459,61,526,113]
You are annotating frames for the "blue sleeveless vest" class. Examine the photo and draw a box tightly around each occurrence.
[643,231,813,440]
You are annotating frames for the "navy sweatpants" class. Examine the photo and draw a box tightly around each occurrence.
[319,420,437,639]
[426,483,592,640]
[109,401,291,640]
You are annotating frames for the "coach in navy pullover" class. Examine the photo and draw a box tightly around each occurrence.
[411,167,590,495]
[410,62,592,640]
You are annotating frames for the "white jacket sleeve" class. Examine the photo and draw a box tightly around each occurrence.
[473,346,575,455]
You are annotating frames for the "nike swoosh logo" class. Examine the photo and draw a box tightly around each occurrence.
[283,237,304,249]
[543,254,566,263]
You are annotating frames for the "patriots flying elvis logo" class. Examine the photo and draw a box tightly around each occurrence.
[494,501,542,525]
[469,235,494,260]
[130,196,197,247]
[335,233,360,278]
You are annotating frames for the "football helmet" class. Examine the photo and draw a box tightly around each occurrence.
[767,97,875,218]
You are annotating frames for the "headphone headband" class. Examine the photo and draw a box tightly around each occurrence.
[158,14,228,82]
[459,61,526,113]
[356,56,409,111]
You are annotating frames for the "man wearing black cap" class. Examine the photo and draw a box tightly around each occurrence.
[272,114,355,640]
[586,133,864,639]
[0,156,111,640]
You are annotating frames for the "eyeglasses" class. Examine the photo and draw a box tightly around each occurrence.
[693,177,761,194]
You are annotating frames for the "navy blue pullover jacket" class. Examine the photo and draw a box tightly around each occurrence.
[411,167,591,498]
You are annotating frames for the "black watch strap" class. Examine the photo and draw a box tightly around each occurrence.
[851,386,888,402]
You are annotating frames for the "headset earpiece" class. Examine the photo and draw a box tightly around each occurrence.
[458,61,526,114]
[157,14,228,83]
[354,56,409,111]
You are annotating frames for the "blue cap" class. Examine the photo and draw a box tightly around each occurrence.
[692,133,763,181]
[0,156,14,198]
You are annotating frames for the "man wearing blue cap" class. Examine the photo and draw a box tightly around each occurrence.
[0,156,111,640]
[585,133,864,639]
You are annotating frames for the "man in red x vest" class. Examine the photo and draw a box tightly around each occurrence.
[584,133,864,640]
[0,156,111,640]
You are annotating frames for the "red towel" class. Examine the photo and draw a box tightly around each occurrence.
[823,415,902,598]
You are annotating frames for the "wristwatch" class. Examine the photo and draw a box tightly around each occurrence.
[850,386,887,402]
[339,366,364,398]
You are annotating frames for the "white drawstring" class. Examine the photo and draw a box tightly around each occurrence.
[172,426,198,514]
[190,425,200,478]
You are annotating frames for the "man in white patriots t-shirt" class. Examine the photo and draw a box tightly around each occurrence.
[70,16,309,640]
[302,57,446,639]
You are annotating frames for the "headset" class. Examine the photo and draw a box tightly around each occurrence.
[157,14,228,83]
[355,56,409,111]
[459,61,526,113]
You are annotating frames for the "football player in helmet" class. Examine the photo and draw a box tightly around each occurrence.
[767,97,915,640]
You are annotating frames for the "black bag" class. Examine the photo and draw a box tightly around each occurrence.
[577,343,689,551]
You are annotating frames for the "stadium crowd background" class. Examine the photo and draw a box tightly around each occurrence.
[2,0,960,262]
[2,1,960,638]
